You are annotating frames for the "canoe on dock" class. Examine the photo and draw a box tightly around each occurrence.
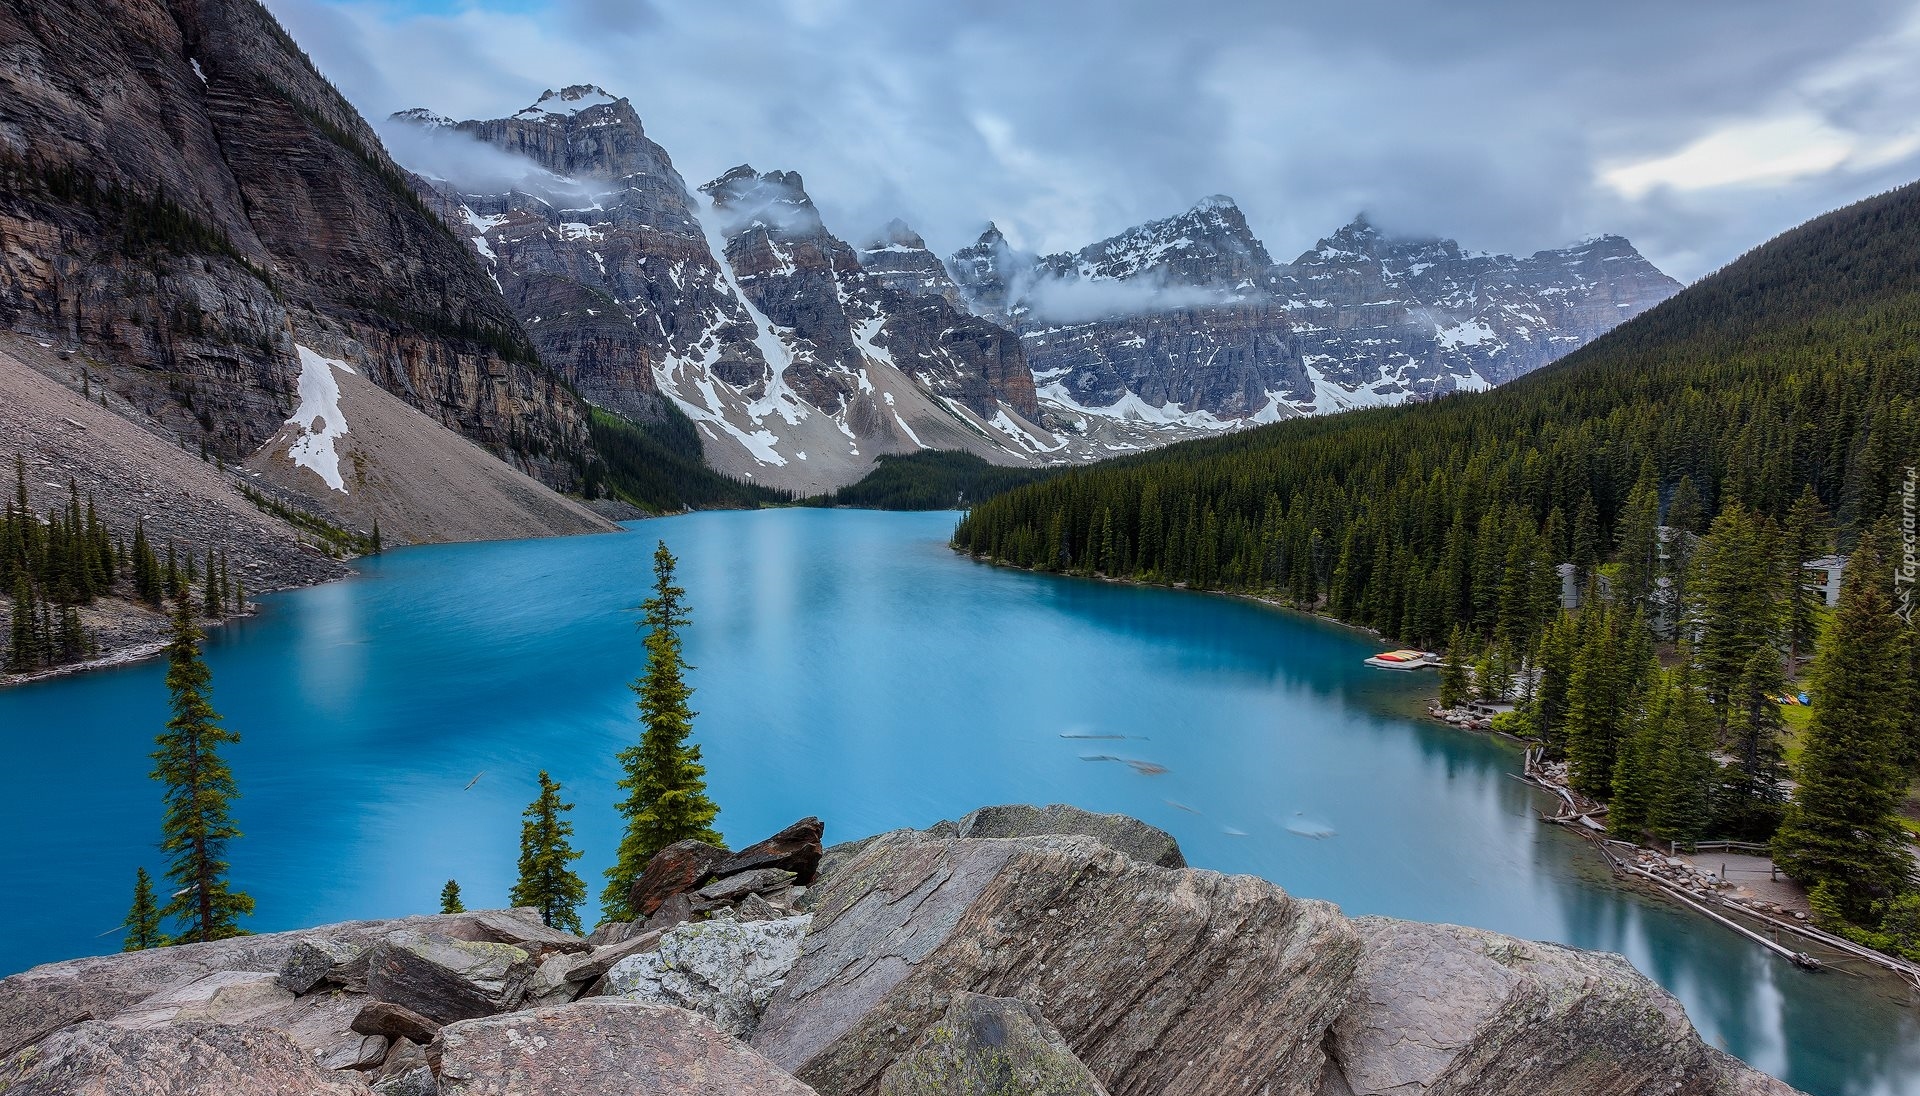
[1364,649,1437,670]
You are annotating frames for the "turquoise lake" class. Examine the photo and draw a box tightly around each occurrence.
[1,508,1915,1094]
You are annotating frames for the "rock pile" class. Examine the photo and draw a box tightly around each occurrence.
[0,805,1802,1096]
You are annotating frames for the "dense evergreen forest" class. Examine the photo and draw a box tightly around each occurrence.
[581,403,790,513]
[953,180,1920,955]
[803,450,1057,510]
[3,457,247,673]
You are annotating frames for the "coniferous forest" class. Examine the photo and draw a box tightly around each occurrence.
[3,456,247,674]
[953,181,1920,954]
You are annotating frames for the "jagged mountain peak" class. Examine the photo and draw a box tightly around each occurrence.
[1059,194,1273,288]
[700,165,825,238]
[515,84,621,119]
[390,107,456,129]
[863,217,928,251]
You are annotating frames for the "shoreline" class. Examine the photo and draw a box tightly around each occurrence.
[957,551,1920,1003]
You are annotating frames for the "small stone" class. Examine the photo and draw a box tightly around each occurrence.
[641,892,694,934]
[605,913,812,1040]
[563,928,667,985]
[367,930,533,1024]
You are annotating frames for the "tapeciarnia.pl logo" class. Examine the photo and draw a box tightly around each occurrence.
[1899,466,1917,625]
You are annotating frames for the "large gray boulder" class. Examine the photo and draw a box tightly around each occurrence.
[878,992,1109,1096]
[751,830,1356,1096]
[1327,919,1799,1096]
[437,999,818,1095]
[0,1020,364,1095]
[606,913,813,1039]
[949,803,1186,868]
[368,930,535,1025]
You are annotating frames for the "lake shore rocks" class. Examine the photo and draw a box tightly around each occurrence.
[0,808,1803,1096]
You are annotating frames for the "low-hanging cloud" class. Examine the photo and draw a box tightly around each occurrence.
[378,114,612,206]
[266,0,1920,282]
[1020,274,1238,325]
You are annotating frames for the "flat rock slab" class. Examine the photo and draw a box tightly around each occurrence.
[698,868,798,905]
[438,999,818,1095]
[367,931,533,1026]
[949,803,1186,869]
[1330,918,1800,1096]
[879,992,1109,1096]
[0,1020,364,1095]
[751,831,1357,1096]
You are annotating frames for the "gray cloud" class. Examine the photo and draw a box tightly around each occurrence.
[266,0,1920,281]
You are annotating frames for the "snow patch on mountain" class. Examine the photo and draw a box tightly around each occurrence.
[286,346,353,492]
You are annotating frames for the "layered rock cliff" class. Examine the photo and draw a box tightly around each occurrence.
[0,806,1798,1096]
[397,90,1062,492]
[0,0,619,545]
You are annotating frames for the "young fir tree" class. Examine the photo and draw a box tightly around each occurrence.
[440,879,465,914]
[509,771,586,933]
[601,542,723,922]
[1531,613,1579,755]
[122,866,163,951]
[1772,525,1914,926]
[1564,607,1626,798]
[151,600,253,943]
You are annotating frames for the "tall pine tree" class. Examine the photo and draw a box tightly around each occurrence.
[151,600,253,943]
[1773,525,1914,925]
[509,772,586,933]
[601,542,722,922]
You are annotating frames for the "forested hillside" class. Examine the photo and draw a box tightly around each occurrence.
[956,180,1917,623]
[954,180,1920,952]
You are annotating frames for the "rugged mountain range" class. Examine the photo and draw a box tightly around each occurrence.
[0,0,613,544]
[395,86,1676,489]
[400,91,1056,493]
[949,202,1682,427]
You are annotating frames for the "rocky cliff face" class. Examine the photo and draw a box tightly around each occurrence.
[0,807,1799,1096]
[947,201,1682,437]
[398,93,1060,492]
[0,0,590,488]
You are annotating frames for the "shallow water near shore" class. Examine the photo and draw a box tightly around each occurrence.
[1,509,1915,1094]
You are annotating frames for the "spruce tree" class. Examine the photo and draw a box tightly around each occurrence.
[1614,473,1662,608]
[151,600,253,943]
[1531,613,1578,755]
[601,542,722,922]
[509,771,586,933]
[1689,504,1780,716]
[1781,485,1830,674]
[1724,646,1788,837]
[1610,672,1672,837]
[439,879,465,914]
[1439,626,1470,709]
[1773,526,1913,925]
[7,575,35,672]
[122,867,162,951]
[1650,660,1716,848]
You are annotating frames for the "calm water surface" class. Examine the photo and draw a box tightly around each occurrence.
[1,510,1914,1094]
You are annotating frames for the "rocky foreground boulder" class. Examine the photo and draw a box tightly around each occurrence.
[0,808,1799,1095]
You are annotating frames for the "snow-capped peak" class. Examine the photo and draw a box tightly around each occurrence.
[390,107,456,129]
[514,85,619,120]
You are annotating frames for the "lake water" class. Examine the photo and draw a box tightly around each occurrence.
[1,509,1914,1094]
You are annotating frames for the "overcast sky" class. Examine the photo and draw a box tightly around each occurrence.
[267,0,1920,281]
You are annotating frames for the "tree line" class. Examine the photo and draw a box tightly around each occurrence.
[4,457,246,674]
[951,180,1920,957]
[119,539,721,947]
